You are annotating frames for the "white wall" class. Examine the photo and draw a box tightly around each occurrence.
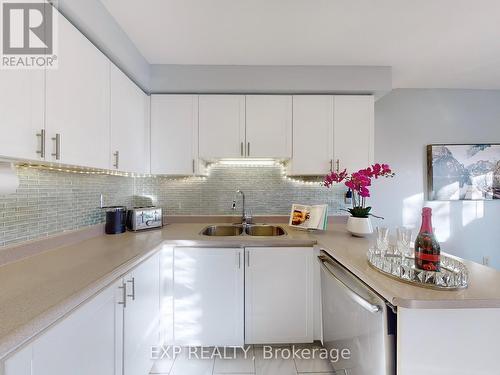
[373,89,500,269]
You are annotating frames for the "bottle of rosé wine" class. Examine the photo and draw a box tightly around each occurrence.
[414,207,441,272]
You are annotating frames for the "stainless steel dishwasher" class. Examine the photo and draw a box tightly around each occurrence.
[318,250,396,375]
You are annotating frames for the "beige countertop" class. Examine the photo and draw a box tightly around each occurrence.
[314,228,500,309]
[1,221,500,360]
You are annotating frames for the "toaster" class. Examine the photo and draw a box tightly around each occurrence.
[127,207,163,231]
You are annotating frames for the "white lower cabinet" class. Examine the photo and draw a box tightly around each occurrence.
[123,252,160,375]
[31,280,123,375]
[170,246,314,347]
[2,246,316,374]
[245,247,314,344]
[3,344,33,375]
[3,253,160,375]
[173,247,244,346]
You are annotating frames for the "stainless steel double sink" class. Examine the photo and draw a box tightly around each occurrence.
[201,224,286,237]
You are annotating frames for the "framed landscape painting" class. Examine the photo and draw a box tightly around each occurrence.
[427,144,500,200]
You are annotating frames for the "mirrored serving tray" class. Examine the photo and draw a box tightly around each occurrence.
[367,247,469,290]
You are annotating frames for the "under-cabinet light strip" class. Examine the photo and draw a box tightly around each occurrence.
[15,162,323,185]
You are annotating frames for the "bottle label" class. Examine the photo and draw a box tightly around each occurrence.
[415,232,441,272]
[416,252,440,262]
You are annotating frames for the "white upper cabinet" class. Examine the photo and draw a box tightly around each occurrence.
[0,70,44,161]
[199,95,246,160]
[289,95,334,175]
[151,95,199,175]
[173,247,244,346]
[288,95,374,176]
[110,65,148,174]
[245,247,314,344]
[333,95,374,173]
[245,95,292,158]
[45,10,110,169]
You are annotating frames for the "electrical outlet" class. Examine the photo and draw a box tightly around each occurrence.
[482,256,490,266]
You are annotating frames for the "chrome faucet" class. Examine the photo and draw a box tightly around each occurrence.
[232,190,251,225]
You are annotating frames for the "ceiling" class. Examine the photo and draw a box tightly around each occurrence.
[100,0,500,89]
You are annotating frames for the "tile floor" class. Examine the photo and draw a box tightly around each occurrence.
[150,344,342,375]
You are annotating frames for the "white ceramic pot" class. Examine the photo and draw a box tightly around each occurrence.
[346,216,373,237]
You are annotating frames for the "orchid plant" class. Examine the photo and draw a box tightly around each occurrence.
[323,163,395,218]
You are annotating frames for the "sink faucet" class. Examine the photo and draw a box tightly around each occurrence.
[232,190,252,225]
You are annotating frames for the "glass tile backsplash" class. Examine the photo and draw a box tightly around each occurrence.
[0,164,345,247]
[135,165,345,215]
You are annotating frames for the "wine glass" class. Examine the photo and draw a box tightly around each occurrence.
[397,227,413,258]
[376,226,389,253]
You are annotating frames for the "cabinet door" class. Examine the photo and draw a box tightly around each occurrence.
[151,95,198,175]
[160,246,174,345]
[110,64,148,174]
[245,95,292,158]
[124,253,160,375]
[3,344,32,375]
[289,95,334,175]
[45,10,110,169]
[0,70,44,161]
[173,247,244,346]
[333,96,374,173]
[32,280,122,375]
[245,247,313,344]
[199,95,245,160]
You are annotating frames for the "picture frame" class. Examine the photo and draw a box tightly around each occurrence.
[427,144,500,201]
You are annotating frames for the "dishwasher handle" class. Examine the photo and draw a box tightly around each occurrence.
[319,255,381,314]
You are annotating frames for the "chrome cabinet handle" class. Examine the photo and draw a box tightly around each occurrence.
[336,159,340,173]
[329,159,333,172]
[113,151,119,169]
[247,142,250,157]
[51,133,61,160]
[236,252,241,268]
[246,250,250,267]
[126,277,135,301]
[192,159,195,174]
[36,129,45,158]
[240,142,244,157]
[318,255,380,314]
[118,282,127,308]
